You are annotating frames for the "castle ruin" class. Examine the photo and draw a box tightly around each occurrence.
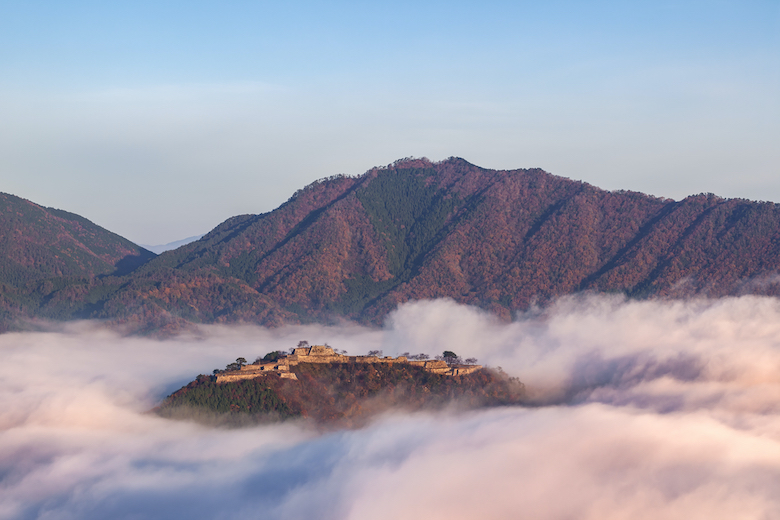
[215,345,482,383]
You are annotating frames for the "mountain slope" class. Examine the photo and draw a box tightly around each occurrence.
[0,192,155,326]
[88,157,780,327]
[4,157,780,330]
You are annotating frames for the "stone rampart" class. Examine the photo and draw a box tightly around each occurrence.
[215,361,290,383]
[215,345,482,383]
[408,359,482,375]
[449,365,482,376]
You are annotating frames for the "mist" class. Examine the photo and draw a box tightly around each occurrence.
[2,295,780,519]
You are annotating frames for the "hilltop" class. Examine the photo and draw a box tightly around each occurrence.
[155,344,524,427]
[3,157,780,331]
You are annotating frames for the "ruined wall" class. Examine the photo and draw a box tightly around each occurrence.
[449,365,482,376]
[216,347,482,384]
[408,360,483,375]
[215,361,290,383]
[288,345,346,364]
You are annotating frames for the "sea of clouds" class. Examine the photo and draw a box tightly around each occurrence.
[2,295,780,519]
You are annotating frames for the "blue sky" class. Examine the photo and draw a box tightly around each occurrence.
[1,0,778,244]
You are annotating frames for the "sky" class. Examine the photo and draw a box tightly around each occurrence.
[0,0,778,245]
[3,295,780,519]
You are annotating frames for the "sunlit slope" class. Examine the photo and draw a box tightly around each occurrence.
[156,361,525,427]
[5,157,780,330]
[0,192,155,324]
[112,157,780,325]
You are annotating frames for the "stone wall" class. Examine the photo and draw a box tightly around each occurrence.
[288,345,346,364]
[215,345,483,383]
[449,365,482,376]
[408,359,483,375]
[215,360,289,383]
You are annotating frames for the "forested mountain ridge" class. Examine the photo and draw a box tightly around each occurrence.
[3,157,780,331]
[118,157,780,325]
[0,192,155,328]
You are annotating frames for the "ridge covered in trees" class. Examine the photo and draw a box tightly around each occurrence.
[155,349,524,428]
[0,192,155,330]
[3,157,780,331]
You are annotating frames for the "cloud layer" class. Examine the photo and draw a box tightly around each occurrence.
[2,295,780,519]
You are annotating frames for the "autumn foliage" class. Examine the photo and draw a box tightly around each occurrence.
[155,362,525,427]
[4,157,780,331]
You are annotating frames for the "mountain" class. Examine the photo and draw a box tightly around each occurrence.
[141,234,205,254]
[3,157,780,331]
[93,157,780,327]
[0,192,155,328]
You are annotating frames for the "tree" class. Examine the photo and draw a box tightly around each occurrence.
[442,351,459,364]
[262,351,285,362]
[236,357,247,368]
[368,350,383,357]
[464,357,478,365]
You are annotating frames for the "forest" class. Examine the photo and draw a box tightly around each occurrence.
[3,157,780,332]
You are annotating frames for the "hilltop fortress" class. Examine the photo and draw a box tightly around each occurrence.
[215,345,483,383]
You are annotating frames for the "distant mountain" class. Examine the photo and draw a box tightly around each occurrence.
[3,157,780,331]
[0,192,155,328]
[141,234,204,254]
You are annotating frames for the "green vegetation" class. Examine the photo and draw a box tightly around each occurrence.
[155,375,295,422]
[259,351,286,363]
[331,167,461,313]
[357,167,459,275]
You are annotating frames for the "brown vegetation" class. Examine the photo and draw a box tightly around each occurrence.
[4,158,780,331]
[156,358,524,428]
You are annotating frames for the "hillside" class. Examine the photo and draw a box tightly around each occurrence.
[3,157,780,330]
[94,157,780,326]
[155,356,525,428]
[0,193,155,328]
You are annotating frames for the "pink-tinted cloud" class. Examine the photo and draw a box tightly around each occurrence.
[2,296,780,519]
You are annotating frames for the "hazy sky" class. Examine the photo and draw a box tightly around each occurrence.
[1,0,778,245]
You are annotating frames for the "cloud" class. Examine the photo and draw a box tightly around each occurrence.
[2,296,780,519]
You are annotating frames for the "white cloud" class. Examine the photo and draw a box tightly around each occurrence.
[2,296,780,519]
